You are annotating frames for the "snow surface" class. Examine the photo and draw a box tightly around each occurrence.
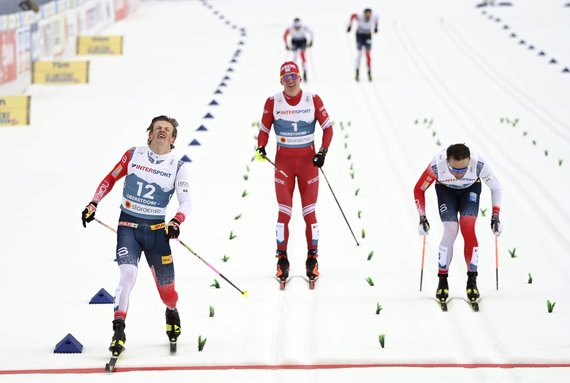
[1,0,570,381]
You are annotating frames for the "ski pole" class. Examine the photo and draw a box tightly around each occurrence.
[95,218,116,233]
[319,168,360,246]
[307,46,317,81]
[94,218,247,297]
[176,238,247,297]
[420,235,426,291]
[495,235,499,290]
[263,156,289,178]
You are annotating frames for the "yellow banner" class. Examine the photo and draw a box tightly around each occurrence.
[32,61,89,84]
[77,36,123,55]
[0,96,31,127]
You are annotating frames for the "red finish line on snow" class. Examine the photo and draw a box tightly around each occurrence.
[2,362,570,375]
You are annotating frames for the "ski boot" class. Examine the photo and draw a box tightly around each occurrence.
[276,250,290,281]
[435,273,449,311]
[368,69,372,81]
[166,308,181,352]
[109,318,126,356]
[466,271,480,311]
[306,250,319,279]
[355,69,360,82]
[276,250,290,289]
[306,250,319,289]
[466,272,480,301]
[465,271,481,311]
[303,70,308,82]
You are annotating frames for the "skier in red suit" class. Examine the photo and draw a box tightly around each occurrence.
[256,61,333,282]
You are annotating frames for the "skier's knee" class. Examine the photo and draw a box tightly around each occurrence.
[158,283,178,308]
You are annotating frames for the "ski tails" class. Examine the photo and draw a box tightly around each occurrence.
[469,299,480,311]
[308,276,318,289]
[277,276,318,289]
[105,351,122,372]
[433,297,480,312]
[277,276,289,290]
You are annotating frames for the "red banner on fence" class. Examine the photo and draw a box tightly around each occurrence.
[0,29,17,85]
[114,0,130,21]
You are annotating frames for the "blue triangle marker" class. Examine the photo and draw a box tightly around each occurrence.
[232,25,237,29]
[538,51,546,56]
[510,33,516,38]
[503,25,509,29]
[54,333,83,353]
[227,67,234,72]
[89,288,113,304]
[204,112,214,119]
[219,82,227,87]
[189,139,201,146]
[215,89,223,94]
[235,49,241,55]
[563,67,570,73]
[181,155,192,162]
[197,125,208,131]
[549,58,557,64]
[209,99,219,105]
[528,45,535,50]
[238,41,245,45]
[519,40,525,45]
[231,58,237,63]
[223,75,231,80]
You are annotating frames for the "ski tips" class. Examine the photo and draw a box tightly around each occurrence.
[242,290,248,297]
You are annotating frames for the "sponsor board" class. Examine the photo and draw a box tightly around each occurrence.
[77,35,123,55]
[0,29,17,85]
[32,60,89,84]
[0,96,31,126]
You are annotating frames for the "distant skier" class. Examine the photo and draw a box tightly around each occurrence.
[256,61,333,285]
[413,143,503,304]
[81,115,190,357]
[347,8,379,81]
[284,17,314,81]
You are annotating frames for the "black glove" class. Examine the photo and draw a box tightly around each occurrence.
[255,146,267,161]
[285,44,291,51]
[308,41,313,48]
[346,26,352,33]
[418,215,430,236]
[165,218,181,239]
[491,214,502,235]
[81,201,98,228]
[313,148,327,168]
[374,27,378,33]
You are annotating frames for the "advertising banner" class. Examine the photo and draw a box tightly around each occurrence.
[0,96,31,126]
[16,25,31,78]
[32,60,89,84]
[30,22,40,62]
[77,35,122,55]
[0,29,17,84]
